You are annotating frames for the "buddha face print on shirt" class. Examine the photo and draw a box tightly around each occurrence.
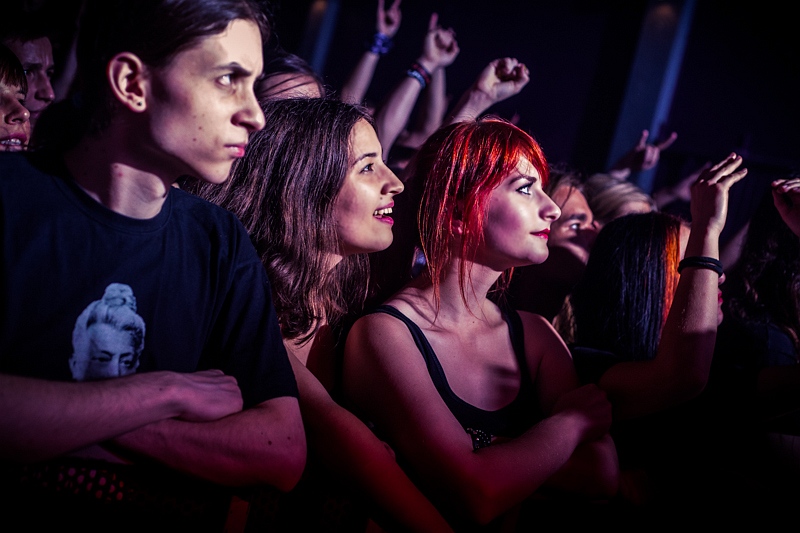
[69,283,146,381]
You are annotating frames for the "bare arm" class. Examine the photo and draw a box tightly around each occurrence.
[343,312,614,525]
[518,312,619,500]
[396,62,448,149]
[0,369,242,463]
[598,154,748,420]
[340,52,380,106]
[111,395,305,490]
[374,13,459,153]
[289,354,453,532]
[446,57,530,126]
[340,0,402,105]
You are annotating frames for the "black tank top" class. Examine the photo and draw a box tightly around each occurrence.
[367,305,542,450]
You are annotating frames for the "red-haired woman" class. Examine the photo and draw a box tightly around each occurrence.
[342,117,620,529]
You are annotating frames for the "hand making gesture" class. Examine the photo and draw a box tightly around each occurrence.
[772,177,800,237]
[610,129,678,178]
[473,57,530,104]
[418,13,459,72]
[690,152,748,237]
[376,0,402,38]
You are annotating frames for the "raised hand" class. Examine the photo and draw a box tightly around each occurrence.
[420,13,459,70]
[473,57,530,104]
[690,153,748,236]
[772,177,800,237]
[610,129,678,176]
[377,0,402,38]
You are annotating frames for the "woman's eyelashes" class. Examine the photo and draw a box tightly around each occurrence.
[517,181,533,195]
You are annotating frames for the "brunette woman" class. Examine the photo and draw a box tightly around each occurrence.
[568,154,747,510]
[195,97,452,532]
[716,177,800,507]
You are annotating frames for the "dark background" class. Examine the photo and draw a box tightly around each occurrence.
[20,0,800,235]
[268,0,800,237]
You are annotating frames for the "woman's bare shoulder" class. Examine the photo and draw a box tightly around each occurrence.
[516,309,562,336]
[514,309,573,361]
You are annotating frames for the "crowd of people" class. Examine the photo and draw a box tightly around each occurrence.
[1,0,798,531]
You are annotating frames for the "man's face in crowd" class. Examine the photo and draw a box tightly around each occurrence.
[4,36,55,128]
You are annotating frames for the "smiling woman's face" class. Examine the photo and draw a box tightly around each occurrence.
[333,119,404,258]
[0,78,30,151]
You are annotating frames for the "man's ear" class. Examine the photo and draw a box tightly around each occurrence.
[107,52,149,113]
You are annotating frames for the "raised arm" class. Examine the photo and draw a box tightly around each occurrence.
[598,153,748,420]
[343,312,614,526]
[288,354,453,532]
[0,369,242,463]
[394,56,448,150]
[110,395,305,490]
[446,57,530,126]
[374,13,459,153]
[772,177,800,237]
[340,0,402,105]
[607,129,678,180]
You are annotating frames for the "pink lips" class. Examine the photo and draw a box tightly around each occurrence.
[532,229,550,240]
[227,144,247,158]
[374,202,395,225]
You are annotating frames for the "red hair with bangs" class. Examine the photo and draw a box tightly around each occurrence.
[410,117,549,309]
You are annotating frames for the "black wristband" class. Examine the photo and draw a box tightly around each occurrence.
[678,256,724,276]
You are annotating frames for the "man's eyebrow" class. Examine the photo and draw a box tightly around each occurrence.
[215,62,254,76]
[564,212,589,221]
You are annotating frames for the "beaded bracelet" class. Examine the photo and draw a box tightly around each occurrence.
[406,62,432,89]
[368,32,393,55]
[678,256,724,276]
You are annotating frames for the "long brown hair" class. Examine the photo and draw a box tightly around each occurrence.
[195,98,374,342]
[728,188,800,355]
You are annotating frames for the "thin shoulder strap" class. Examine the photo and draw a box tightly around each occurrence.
[367,304,435,355]
[366,304,451,390]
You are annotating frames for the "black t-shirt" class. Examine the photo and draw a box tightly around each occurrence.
[0,151,297,407]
